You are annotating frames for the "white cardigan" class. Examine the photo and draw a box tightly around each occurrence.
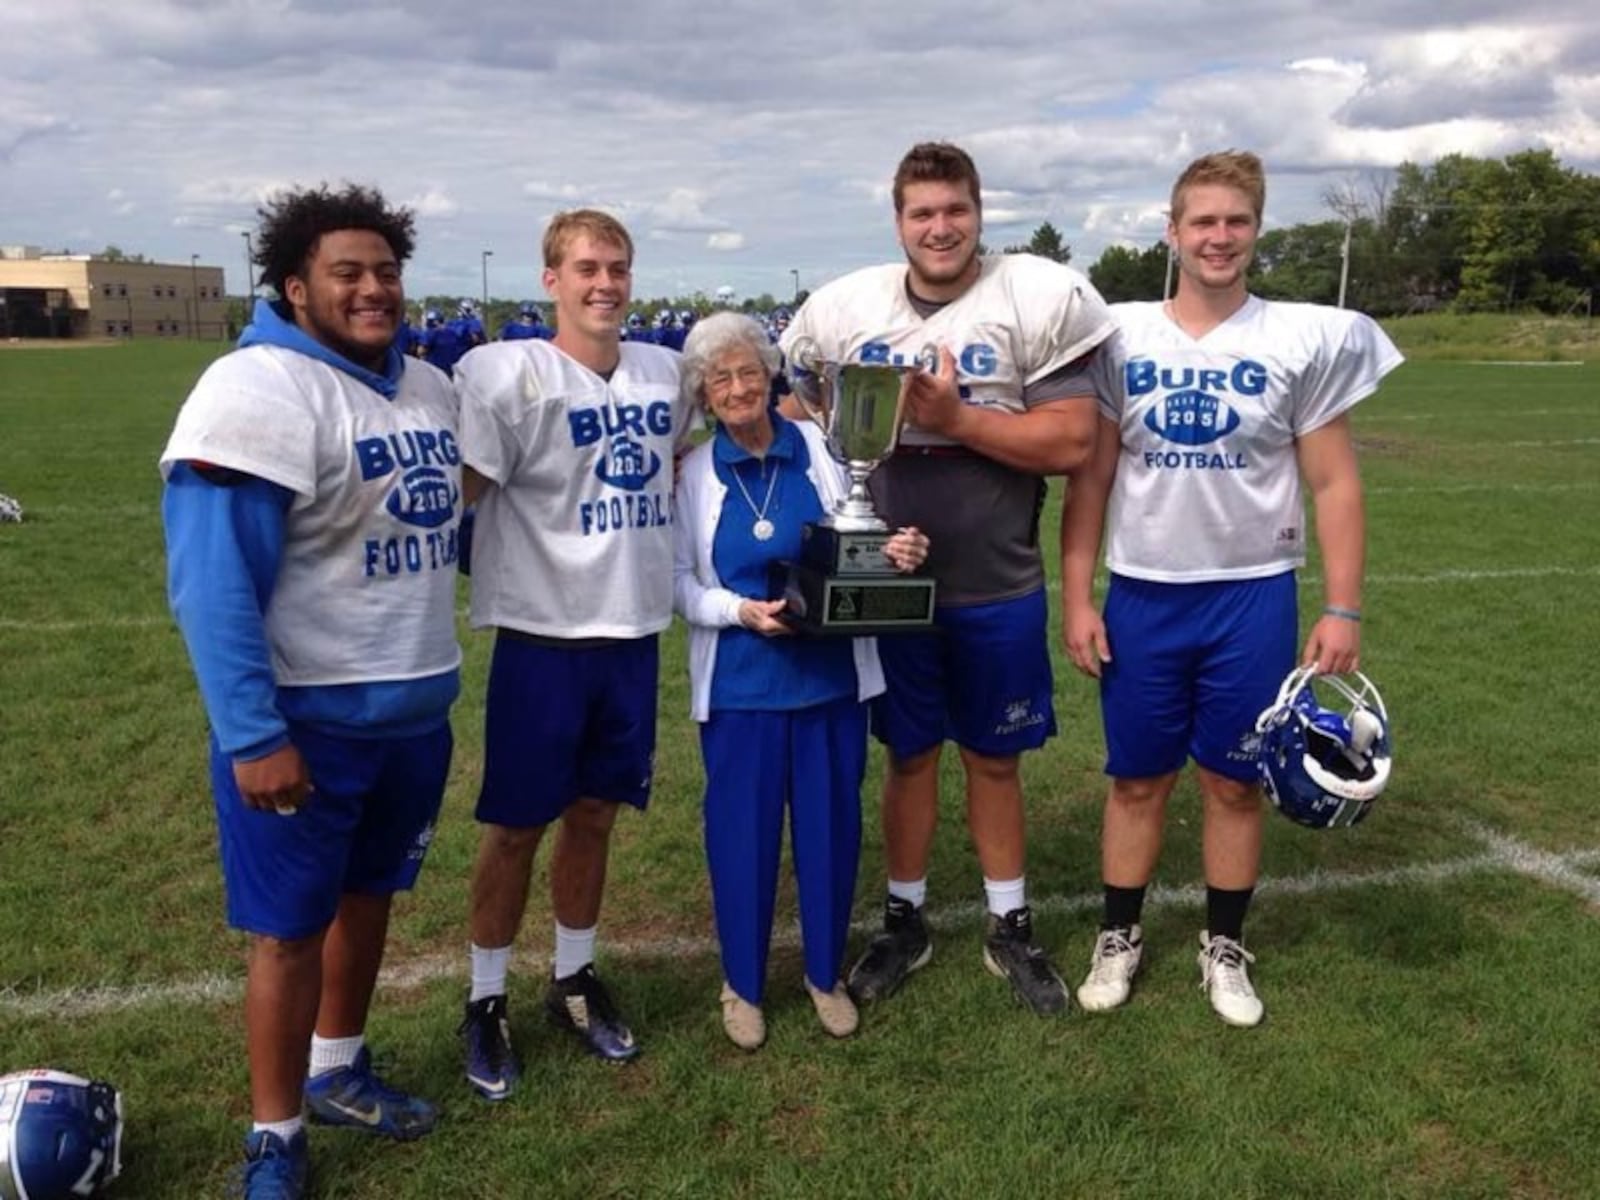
[673,419,886,723]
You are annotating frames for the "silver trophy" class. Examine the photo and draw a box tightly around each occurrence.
[770,337,938,634]
[787,336,937,532]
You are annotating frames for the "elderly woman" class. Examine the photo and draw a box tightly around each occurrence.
[674,313,929,1050]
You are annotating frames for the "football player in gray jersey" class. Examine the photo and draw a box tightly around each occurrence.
[783,143,1115,1016]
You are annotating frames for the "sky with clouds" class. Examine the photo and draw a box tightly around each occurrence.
[4,1,1596,306]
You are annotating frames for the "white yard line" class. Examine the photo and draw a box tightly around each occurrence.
[1366,565,1600,584]
[1368,482,1596,495]
[1460,822,1600,906]
[0,608,474,634]
[9,840,1600,1020]
[1365,409,1596,421]
[15,562,1597,634]
[0,615,171,632]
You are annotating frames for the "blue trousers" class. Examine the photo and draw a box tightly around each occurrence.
[700,697,867,1004]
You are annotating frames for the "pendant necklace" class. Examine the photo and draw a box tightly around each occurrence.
[731,456,780,541]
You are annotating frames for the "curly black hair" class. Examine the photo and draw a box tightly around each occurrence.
[253,183,416,296]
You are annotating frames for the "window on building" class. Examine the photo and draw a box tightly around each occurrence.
[120,322,131,335]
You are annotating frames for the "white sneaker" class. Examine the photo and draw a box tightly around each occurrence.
[1076,925,1143,1012]
[1197,932,1264,1028]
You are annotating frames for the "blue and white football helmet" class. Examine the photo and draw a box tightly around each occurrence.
[0,1070,123,1199]
[1254,666,1391,829]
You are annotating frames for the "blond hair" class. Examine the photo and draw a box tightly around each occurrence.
[1170,151,1265,224]
[542,209,634,268]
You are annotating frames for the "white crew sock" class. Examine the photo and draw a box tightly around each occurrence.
[251,1115,304,1143]
[983,875,1026,918]
[470,942,512,1002]
[553,922,596,981]
[307,1033,363,1078]
[887,877,927,909]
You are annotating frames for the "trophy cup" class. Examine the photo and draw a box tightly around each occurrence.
[768,337,938,635]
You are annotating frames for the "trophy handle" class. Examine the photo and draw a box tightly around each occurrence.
[890,342,941,440]
[785,335,831,428]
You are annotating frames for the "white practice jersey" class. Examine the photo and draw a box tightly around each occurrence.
[458,339,690,638]
[160,346,464,685]
[781,254,1114,604]
[1096,297,1403,582]
[782,254,1114,448]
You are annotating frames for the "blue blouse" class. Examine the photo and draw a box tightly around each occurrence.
[709,415,857,712]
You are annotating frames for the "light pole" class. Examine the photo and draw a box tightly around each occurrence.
[241,231,256,303]
[1336,217,1353,310]
[190,253,201,339]
[481,249,493,313]
[790,269,799,303]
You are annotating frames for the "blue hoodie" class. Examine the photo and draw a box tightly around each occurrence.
[163,299,459,761]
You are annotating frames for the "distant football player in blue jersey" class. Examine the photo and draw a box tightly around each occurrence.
[622,310,655,344]
[454,300,487,347]
[421,308,465,375]
[656,308,687,353]
[499,302,550,341]
[394,311,421,358]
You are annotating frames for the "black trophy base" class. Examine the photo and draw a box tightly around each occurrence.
[768,560,937,636]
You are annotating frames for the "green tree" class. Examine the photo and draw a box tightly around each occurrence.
[1089,243,1168,302]
[1382,150,1600,313]
[1252,221,1347,305]
[1004,221,1072,264]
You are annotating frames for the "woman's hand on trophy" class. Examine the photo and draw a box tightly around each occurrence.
[901,345,967,439]
[884,526,930,574]
[738,597,794,637]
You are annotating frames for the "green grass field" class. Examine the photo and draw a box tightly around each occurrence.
[1,333,1597,1198]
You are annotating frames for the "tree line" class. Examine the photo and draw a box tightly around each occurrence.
[1060,150,1600,315]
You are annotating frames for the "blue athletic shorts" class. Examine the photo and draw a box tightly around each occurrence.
[211,721,451,940]
[475,632,659,828]
[872,588,1056,759]
[1100,571,1297,782]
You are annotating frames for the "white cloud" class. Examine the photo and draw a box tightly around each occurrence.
[176,179,291,208]
[522,181,589,202]
[644,189,729,234]
[0,3,1592,297]
[406,188,460,219]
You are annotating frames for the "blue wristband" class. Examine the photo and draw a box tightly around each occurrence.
[1323,605,1362,622]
